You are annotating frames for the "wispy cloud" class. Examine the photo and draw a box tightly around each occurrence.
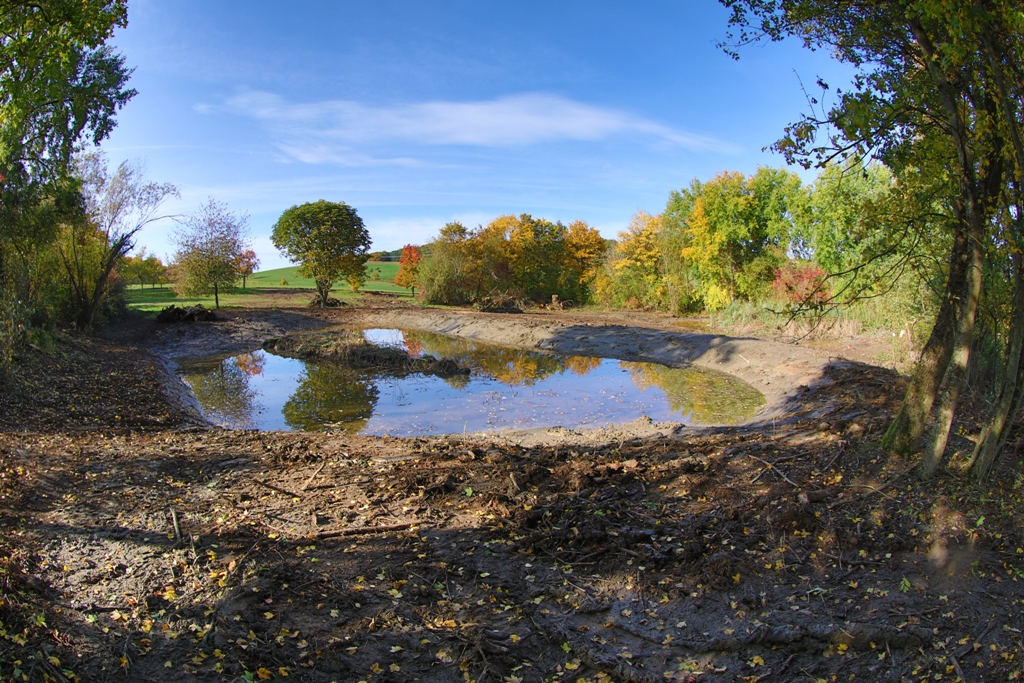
[197,91,735,164]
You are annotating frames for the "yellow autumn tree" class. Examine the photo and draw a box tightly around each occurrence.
[679,197,733,310]
[596,210,666,309]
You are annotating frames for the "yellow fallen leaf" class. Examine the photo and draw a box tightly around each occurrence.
[749,655,764,666]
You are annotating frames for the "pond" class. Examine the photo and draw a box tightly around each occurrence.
[178,328,766,435]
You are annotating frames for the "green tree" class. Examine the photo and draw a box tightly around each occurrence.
[0,0,134,369]
[271,200,370,306]
[662,167,804,310]
[172,199,248,308]
[0,0,134,268]
[721,0,1021,479]
[417,222,475,305]
[122,249,168,289]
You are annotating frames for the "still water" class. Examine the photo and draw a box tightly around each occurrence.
[179,328,765,435]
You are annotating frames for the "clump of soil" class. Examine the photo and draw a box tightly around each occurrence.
[264,330,471,377]
[155,304,217,323]
[2,303,1024,683]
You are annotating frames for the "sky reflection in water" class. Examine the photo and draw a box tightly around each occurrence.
[179,329,765,435]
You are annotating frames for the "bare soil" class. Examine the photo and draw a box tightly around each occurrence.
[2,300,1023,683]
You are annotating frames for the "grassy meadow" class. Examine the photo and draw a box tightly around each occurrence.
[125,262,413,312]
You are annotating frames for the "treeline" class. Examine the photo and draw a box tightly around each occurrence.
[417,214,606,306]
[413,162,931,334]
[595,163,920,318]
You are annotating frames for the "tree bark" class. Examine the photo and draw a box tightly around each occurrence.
[885,18,999,460]
[969,252,1024,479]
[881,222,968,455]
[918,209,985,477]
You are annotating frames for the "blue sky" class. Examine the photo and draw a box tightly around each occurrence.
[103,0,854,270]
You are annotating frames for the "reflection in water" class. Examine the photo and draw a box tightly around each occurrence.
[282,363,377,433]
[622,361,766,424]
[235,352,265,377]
[401,330,599,386]
[181,330,767,435]
[183,357,260,429]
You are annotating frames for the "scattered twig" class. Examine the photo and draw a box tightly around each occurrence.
[300,462,327,491]
[746,454,799,487]
[822,442,846,472]
[947,653,965,679]
[313,522,416,539]
[169,507,182,546]
[254,478,300,498]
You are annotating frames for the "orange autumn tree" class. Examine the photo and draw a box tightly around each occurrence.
[394,244,421,296]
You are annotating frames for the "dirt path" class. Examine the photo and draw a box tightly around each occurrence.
[2,302,1023,683]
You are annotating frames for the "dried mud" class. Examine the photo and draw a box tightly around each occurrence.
[2,302,1023,683]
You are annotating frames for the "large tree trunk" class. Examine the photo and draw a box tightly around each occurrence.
[886,18,1002,462]
[918,209,985,477]
[315,279,331,307]
[881,221,969,455]
[969,252,1024,480]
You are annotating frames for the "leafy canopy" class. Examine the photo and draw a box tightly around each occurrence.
[271,200,370,304]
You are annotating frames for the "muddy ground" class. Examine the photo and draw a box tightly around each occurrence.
[2,300,1024,683]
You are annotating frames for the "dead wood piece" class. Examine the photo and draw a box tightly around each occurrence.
[254,478,300,498]
[169,507,182,545]
[313,522,417,539]
[301,462,327,491]
[746,454,799,487]
[797,490,831,505]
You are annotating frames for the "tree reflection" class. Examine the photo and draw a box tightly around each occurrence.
[402,335,423,358]
[183,358,260,429]
[404,330,569,386]
[235,351,265,377]
[622,361,765,424]
[282,362,378,433]
[563,355,601,376]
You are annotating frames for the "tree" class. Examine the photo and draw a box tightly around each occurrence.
[596,210,666,310]
[417,215,606,306]
[417,222,474,305]
[0,0,134,244]
[172,200,248,308]
[271,200,370,306]
[235,249,260,289]
[121,249,168,289]
[394,244,421,296]
[664,167,804,310]
[57,151,177,328]
[720,0,1021,479]
[0,0,134,368]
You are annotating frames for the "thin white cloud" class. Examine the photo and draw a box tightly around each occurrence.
[198,91,735,161]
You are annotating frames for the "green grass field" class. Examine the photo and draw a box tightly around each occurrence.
[126,261,413,312]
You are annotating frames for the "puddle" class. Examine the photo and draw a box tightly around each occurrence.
[178,329,765,435]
